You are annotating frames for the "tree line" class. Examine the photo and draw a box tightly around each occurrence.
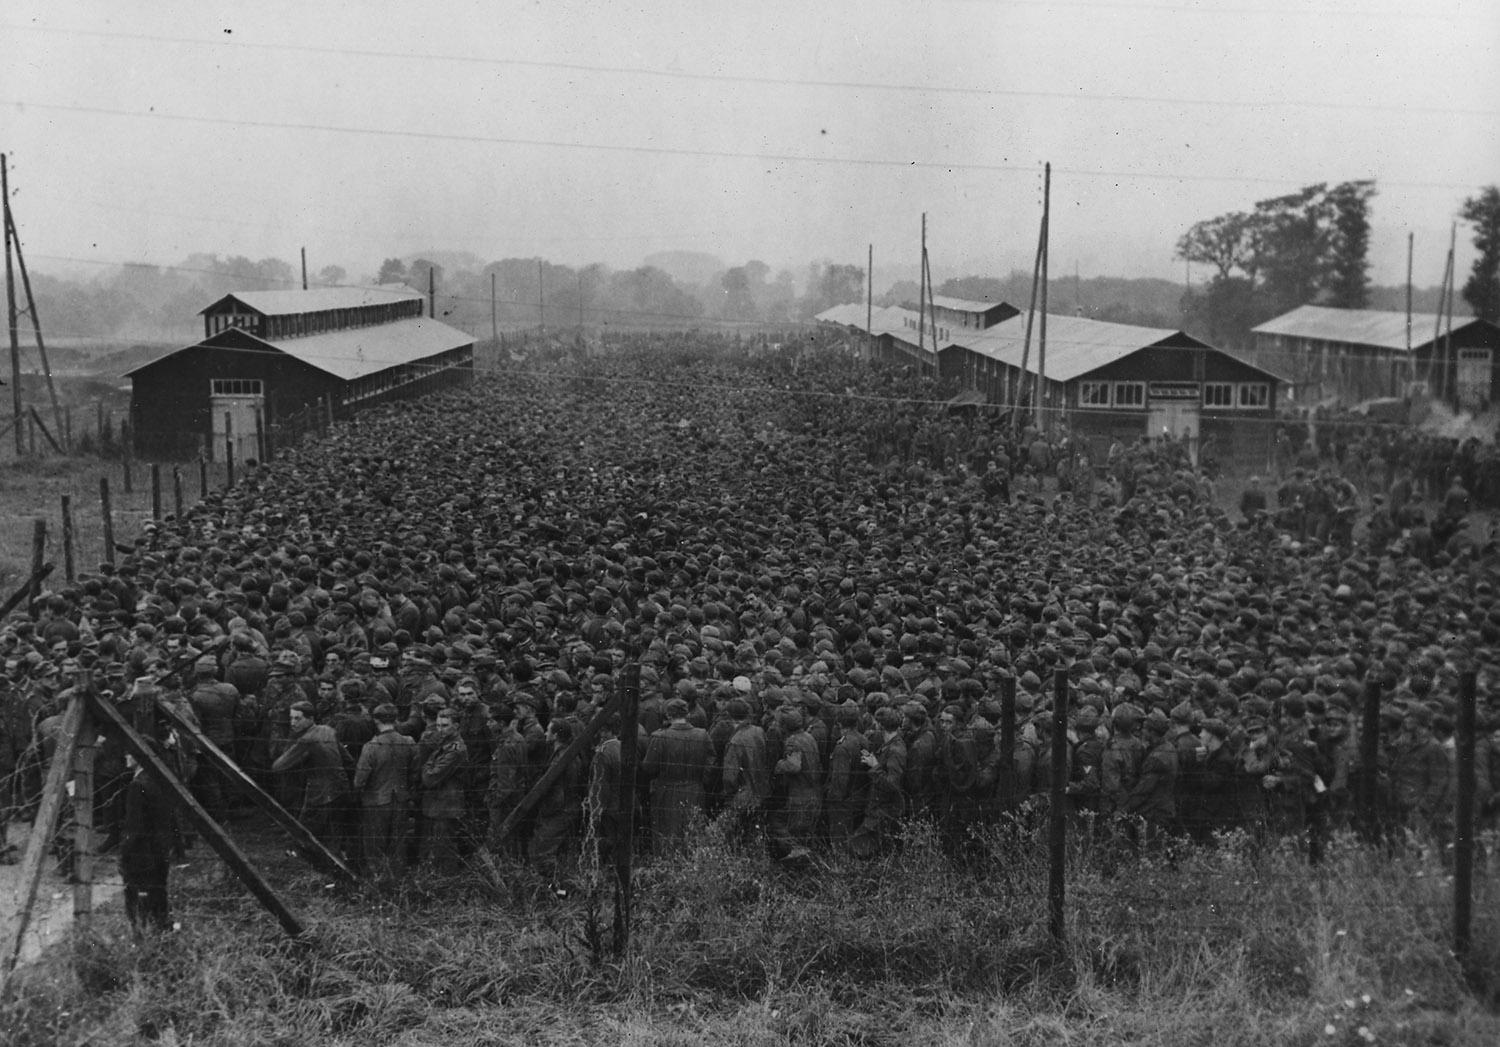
[28,251,873,348]
[1176,181,1500,352]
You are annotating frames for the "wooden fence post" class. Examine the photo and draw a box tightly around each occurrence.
[255,406,266,463]
[29,519,46,607]
[73,695,96,927]
[0,694,86,988]
[150,463,162,521]
[1048,668,1069,943]
[85,693,306,938]
[173,466,184,519]
[61,494,75,583]
[100,477,115,565]
[199,456,208,499]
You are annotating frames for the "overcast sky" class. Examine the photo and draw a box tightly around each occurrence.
[5,0,1497,292]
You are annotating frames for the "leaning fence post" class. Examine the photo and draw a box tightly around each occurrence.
[28,519,46,607]
[1454,670,1477,963]
[99,477,115,565]
[1048,668,1069,943]
[61,494,75,583]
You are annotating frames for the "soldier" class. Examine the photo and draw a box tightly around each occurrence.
[769,705,821,857]
[1390,705,1452,852]
[852,705,907,859]
[272,701,347,858]
[485,703,530,860]
[119,745,177,933]
[824,701,868,852]
[720,697,771,843]
[1122,709,1178,845]
[1100,702,1146,821]
[641,697,713,853]
[351,702,416,878]
[185,655,239,823]
[418,706,468,873]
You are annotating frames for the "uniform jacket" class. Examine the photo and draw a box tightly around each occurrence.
[352,727,417,807]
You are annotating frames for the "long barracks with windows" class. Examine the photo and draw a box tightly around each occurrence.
[127,286,475,459]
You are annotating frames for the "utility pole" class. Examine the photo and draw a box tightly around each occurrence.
[866,243,873,356]
[428,265,435,320]
[925,231,938,354]
[4,154,25,455]
[1037,162,1051,433]
[917,214,926,356]
[490,272,498,344]
[1014,203,1046,438]
[1444,222,1457,410]
[1404,232,1413,396]
[1432,229,1455,403]
[5,196,64,447]
[300,247,308,290]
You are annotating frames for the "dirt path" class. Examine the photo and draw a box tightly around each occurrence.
[1,824,123,966]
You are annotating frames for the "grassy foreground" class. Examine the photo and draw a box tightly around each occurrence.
[3,822,1498,1046]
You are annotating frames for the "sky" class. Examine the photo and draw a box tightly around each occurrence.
[4,0,1498,294]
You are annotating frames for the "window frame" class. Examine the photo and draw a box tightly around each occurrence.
[1112,381,1145,408]
[1237,382,1269,409]
[1202,381,1234,408]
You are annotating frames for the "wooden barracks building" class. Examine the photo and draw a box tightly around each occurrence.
[128,286,474,459]
[818,298,1284,458]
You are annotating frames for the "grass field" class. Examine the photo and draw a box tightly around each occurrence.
[0,455,234,599]
[2,820,1496,1046]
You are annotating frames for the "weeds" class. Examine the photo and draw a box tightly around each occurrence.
[1,823,1496,1045]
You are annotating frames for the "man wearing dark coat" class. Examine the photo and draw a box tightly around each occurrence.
[641,698,713,853]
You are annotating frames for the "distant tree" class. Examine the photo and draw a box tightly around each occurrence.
[720,266,757,320]
[376,258,408,284]
[1175,212,1256,282]
[1460,185,1500,321]
[1251,183,1332,317]
[316,264,347,287]
[801,262,865,318]
[408,258,443,292]
[1324,180,1376,308]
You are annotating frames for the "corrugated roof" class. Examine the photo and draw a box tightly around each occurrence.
[958,313,1187,382]
[1251,304,1467,351]
[201,286,423,317]
[126,317,473,381]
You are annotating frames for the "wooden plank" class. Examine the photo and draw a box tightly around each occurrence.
[27,407,63,455]
[1,693,86,987]
[0,562,54,620]
[488,691,620,849]
[73,705,96,924]
[85,692,306,939]
[153,698,355,882]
